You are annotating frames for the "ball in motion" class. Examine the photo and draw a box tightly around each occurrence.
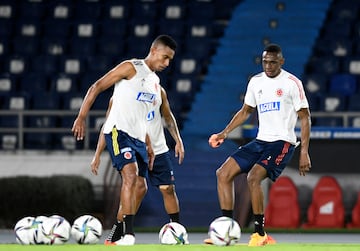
[159,222,189,245]
[208,216,241,246]
[71,215,103,244]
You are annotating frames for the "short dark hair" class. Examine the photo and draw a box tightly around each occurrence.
[152,34,177,51]
[264,43,282,55]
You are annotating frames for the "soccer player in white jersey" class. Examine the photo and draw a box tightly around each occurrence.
[91,86,184,244]
[72,35,177,245]
[206,44,311,246]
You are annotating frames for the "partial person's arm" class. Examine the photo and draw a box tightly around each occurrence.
[72,61,135,141]
[146,133,155,170]
[90,98,113,175]
[160,87,185,164]
[209,104,255,148]
[297,107,312,176]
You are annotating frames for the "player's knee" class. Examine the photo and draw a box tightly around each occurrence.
[159,184,175,194]
[216,167,231,183]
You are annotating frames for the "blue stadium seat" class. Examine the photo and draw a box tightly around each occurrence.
[15,18,41,37]
[158,19,186,39]
[100,19,127,38]
[131,1,159,21]
[31,55,59,76]
[97,38,125,57]
[24,133,54,150]
[306,56,340,75]
[329,73,357,96]
[159,0,185,20]
[69,37,97,56]
[42,19,72,39]
[343,56,360,74]
[74,1,102,19]
[348,94,360,111]
[41,37,67,56]
[103,1,130,20]
[318,94,347,112]
[0,19,14,38]
[18,73,49,94]
[4,55,28,75]
[50,73,79,95]
[188,1,215,21]
[86,55,115,75]
[19,1,46,20]
[12,37,40,56]
[302,73,328,94]
[59,56,86,75]
[30,92,60,110]
[0,38,11,57]
[0,73,16,96]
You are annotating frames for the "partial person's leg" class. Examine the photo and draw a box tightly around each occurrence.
[247,164,268,246]
[216,157,241,218]
[159,184,180,222]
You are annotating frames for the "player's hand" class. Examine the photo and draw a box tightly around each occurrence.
[147,146,155,171]
[299,152,311,176]
[174,141,185,164]
[90,156,100,175]
[72,117,85,141]
[208,134,224,148]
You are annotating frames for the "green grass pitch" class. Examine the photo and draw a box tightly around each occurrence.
[1,244,360,251]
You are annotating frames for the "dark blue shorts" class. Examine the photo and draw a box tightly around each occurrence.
[105,129,148,177]
[148,151,175,187]
[231,139,295,181]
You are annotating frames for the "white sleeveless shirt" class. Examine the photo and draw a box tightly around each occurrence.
[244,69,309,144]
[103,59,160,143]
[147,87,169,155]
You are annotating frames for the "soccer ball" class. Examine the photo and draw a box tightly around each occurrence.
[208,216,241,246]
[14,216,35,244]
[71,215,103,244]
[159,222,189,245]
[40,215,71,244]
[28,215,49,244]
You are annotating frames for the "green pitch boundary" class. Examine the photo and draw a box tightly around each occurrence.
[1,244,360,251]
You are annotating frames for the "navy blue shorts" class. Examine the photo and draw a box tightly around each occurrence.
[148,151,175,187]
[231,139,295,181]
[105,129,148,177]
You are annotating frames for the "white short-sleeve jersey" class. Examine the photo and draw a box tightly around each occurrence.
[103,59,160,143]
[147,87,169,155]
[244,69,309,144]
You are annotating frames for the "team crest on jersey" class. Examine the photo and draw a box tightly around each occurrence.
[276,88,283,97]
[137,92,156,103]
[123,151,132,160]
[259,101,280,113]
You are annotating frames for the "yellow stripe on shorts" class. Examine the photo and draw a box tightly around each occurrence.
[112,127,120,156]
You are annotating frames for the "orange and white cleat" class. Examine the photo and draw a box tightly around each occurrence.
[248,233,268,246]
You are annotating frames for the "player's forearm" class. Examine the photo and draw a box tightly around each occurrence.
[222,109,250,137]
[300,116,311,153]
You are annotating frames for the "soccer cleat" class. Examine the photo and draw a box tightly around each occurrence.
[104,222,123,245]
[203,238,214,245]
[104,240,116,246]
[248,232,268,246]
[266,234,277,244]
[114,234,135,246]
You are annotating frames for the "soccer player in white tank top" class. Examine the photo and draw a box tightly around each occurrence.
[91,86,184,240]
[207,44,311,246]
[72,35,178,245]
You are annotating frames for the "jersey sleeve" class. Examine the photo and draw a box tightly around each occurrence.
[290,78,309,111]
[244,79,256,108]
